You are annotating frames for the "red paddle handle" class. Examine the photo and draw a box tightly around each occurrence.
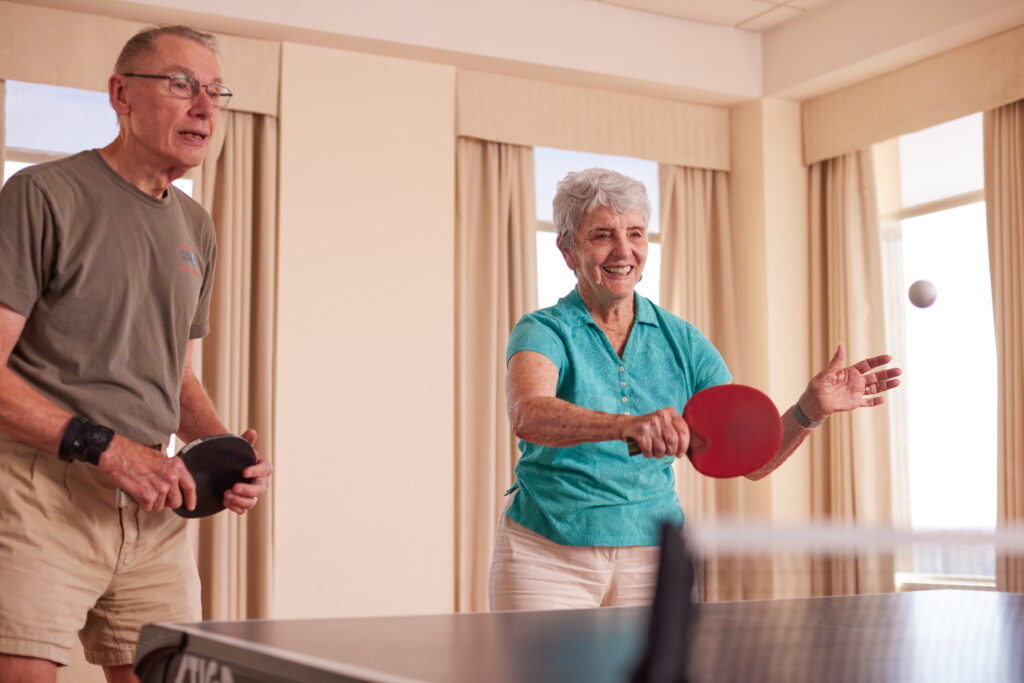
[624,434,705,457]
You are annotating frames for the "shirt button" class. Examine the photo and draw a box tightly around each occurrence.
[618,366,625,372]
[624,410,631,415]
[622,396,628,403]
[620,381,626,387]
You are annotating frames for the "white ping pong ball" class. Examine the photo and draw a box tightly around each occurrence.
[908,279,937,308]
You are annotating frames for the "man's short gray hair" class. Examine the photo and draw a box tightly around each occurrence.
[114,25,219,74]
[552,168,652,252]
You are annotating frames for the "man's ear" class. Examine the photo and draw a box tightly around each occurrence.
[108,75,131,116]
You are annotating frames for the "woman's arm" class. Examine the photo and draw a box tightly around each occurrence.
[746,343,902,480]
[506,350,691,458]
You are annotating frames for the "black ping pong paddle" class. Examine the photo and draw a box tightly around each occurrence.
[173,433,257,518]
[626,383,782,478]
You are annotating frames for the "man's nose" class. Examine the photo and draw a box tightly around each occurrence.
[191,91,216,117]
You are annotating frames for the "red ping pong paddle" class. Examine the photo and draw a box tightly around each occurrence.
[626,384,782,478]
[173,434,257,518]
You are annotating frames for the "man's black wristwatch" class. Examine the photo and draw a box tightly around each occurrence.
[58,416,114,465]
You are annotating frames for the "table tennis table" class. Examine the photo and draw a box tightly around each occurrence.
[136,588,1024,682]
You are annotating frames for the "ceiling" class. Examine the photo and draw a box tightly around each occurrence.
[14,0,1024,105]
[596,0,838,32]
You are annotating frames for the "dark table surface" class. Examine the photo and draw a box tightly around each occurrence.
[136,589,1024,682]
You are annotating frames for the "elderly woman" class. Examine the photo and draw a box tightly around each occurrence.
[489,168,901,611]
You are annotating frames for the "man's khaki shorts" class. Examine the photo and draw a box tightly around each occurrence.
[0,431,201,667]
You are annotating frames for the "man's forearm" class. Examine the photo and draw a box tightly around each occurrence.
[0,367,72,454]
[176,368,228,444]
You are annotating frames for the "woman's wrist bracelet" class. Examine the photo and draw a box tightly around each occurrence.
[793,402,824,429]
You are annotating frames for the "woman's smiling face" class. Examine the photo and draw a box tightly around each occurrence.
[561,205,648,306]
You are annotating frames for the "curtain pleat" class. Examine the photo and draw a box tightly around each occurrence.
[454,137,536,612]
[192,110,278,619]
[985,100,1024,593]
[807,151,895,596]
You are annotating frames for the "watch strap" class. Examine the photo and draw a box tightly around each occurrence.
[58,416,114,465]
[58,416,90,462]
[793,402,824,429]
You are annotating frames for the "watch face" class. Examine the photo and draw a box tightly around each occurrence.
[87,426,114,449]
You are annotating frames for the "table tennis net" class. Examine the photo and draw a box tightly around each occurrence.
[632,520,1024,683]
[681,519,1019,599]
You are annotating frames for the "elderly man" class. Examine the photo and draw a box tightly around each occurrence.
[0,26,272,682]
[489,167,902,611]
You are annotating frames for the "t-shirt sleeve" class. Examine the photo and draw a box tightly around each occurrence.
[506,314,568,373]
[189,213,217,339]
[0,175,54,317]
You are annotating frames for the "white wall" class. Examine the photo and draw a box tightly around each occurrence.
[759,99,812,519]
[727,99,811,520]
[275,43,456,618]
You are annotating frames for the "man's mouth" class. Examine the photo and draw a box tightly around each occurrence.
[180,131,208,141]
[604,266,633,275]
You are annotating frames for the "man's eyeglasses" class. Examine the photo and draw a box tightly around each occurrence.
[121,73,233,107]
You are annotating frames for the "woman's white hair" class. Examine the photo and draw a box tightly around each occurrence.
[552,168,651,252]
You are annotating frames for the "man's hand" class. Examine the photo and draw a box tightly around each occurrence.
[98,437,197,512]
[223,428,273,515]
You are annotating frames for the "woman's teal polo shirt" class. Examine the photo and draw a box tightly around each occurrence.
[505,288,731,547]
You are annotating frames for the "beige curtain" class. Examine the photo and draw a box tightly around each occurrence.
[0,80,6,175]
[659,164,776,601]
[454,137,536,612]
[985,101,1024,593]
[807,151,895,595]
[191,110,278,619]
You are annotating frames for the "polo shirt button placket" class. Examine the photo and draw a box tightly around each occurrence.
[619,364,630,415]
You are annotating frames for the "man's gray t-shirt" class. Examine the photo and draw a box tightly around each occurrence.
[0,150,217,445]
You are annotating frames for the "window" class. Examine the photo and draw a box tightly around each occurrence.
[533,147,660,308]
[880,113,996,588]
[3,80,193,195]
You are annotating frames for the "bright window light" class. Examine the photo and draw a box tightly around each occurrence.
[899,113,984,206]
[887,113,995,580]
[5,81,116,156]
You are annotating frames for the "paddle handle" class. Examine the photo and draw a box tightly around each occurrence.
[625,438,698,456]
[622,436,704,456]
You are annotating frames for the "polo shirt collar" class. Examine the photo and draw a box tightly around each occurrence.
[564,287,660,328]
